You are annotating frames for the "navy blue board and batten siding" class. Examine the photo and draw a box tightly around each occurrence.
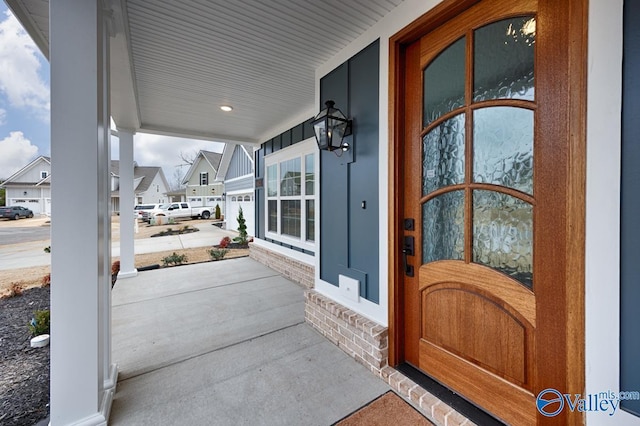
[621,0,640,417]
[254,40,380,303]
[319,40,380,303]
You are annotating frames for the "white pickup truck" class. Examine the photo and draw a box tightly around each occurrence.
[142,202,212,222]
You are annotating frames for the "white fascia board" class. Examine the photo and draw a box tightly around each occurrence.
[214,143,236,182]
[110,0,141,131]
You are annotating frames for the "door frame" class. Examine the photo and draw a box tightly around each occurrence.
[387,0,587,423]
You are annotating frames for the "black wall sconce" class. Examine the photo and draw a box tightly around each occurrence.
[312,100,352,155]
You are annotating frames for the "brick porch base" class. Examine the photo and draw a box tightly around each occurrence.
[304,290,476,426]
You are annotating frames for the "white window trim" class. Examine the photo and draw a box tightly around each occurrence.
[264,138,318,252]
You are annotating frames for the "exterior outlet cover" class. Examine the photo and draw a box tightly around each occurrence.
[339,275,360,303]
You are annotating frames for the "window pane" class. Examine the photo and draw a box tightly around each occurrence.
[280,158,301,196]
[305,154,315,195]
[267,164,277,197]
[422,190,465,264]
[474,17,535,102]
[306,200,315,241]
[424,37,466,126]
[281,200,301,238]
[423,113,465,196]
[473,107,533,194]
[268,200,277,232]
[473,190,533,289]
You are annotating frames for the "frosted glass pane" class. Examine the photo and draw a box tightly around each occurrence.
[473,190,533,289]
[423,191,465,264]
[474,17,535,102]
[423,113,466,195]
[473,107,533,194]
[424,37,466,126]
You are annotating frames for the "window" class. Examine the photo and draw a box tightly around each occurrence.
[40,171,48,179]
[244,195,251,202]
[265,139,317,248]
[200,172,209,186]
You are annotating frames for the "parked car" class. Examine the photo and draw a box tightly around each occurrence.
[0,206,34,220]
[142,202,212,222]
[134,204,163,219]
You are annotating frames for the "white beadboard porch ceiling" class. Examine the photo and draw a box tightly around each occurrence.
[6,0,405,145]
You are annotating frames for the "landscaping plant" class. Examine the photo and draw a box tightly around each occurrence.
[208,248,229,261]
[219,236,232,248]
[161,252,188,267]
[233,207,249,246]
[215,204,221,219]
[29,310,50,336]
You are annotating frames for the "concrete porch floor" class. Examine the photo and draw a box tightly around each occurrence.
[110,257,390,425]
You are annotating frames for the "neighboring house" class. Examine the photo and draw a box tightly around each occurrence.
[110,161,170,214]
[215,143,255,235]
[0,156,51,216]
[165,189,186,203]
[181,150,224,208]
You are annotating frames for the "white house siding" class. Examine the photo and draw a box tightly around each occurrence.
[138,172,169,205]
[2,157,51,215]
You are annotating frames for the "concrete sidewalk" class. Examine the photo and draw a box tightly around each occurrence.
[0,221,235,271]
[109,258,390,425]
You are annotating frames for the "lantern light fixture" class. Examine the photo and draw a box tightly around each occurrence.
[312,100,352,155]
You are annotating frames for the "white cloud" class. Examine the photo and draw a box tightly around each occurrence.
[0,131,39,179]
[0,10,49,122]
[0,108,6,125]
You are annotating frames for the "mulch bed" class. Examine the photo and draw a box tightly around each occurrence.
[0,287,50,426]
[150,227,199,237]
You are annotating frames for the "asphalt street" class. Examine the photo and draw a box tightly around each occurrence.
[0,224,51,245]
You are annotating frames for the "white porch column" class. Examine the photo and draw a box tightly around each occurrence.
[117,129,138,278]
[50,1,116,424]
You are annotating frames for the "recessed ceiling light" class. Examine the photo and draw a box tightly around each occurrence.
[220,105,233,112]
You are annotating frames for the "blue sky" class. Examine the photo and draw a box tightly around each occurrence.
[0,3,223,186]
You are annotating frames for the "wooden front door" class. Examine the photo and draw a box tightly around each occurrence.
[392,0,586,424]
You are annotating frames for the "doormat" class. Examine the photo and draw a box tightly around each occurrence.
[333,391,434,426]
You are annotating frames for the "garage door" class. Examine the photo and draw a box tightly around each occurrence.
[13,199,42,215]
[226,193,254,236]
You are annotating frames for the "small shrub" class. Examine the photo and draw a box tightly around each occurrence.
[182,225,191,232]
[215,204,221,219]
[219,236,232,248]
[161,252,188,267]
[208,248,229,261]
[233,207,249,246]
[168,217,176,224]
[41,273,51,287]
[29,310,50,336]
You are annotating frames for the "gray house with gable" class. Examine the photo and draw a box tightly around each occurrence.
[215,143,255,236]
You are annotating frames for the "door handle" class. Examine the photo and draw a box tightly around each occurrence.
[403,236,415,277]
